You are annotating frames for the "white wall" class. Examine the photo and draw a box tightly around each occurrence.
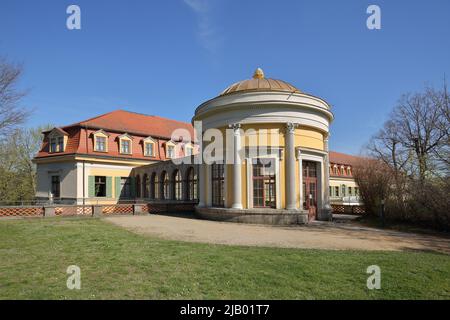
[35,162,78,200]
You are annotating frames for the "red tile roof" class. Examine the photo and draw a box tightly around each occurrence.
[65,109,194,139]
[35,110,195,161]
[329,151,362,166]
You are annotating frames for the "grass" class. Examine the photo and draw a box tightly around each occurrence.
[0,217,449,299]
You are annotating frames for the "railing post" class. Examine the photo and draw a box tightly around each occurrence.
[44,206,56,217]
[133,204,143,215]
[93,205,103,217]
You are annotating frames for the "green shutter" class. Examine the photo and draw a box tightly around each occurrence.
[88,176,95,198]
[130,176,136,198]
[106,176,112,198]
[115,176,122,199]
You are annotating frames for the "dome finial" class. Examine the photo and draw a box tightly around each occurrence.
[253,67,264,79]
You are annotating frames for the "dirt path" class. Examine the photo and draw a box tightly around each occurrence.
[105,215,450,253]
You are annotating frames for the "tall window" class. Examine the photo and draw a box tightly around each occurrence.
[252,158,276,208]
[211,163,224,207]
[57,137,64,152]
[161,171,169,200]
[341,185,346,197]
[51,176,60,198]
[173,170,182,200]
[186,167,197,201]
[303,161,317,178]
[348,187,352,196]
[153,173,159,199]
[136,175,141,198]
[335,186,339,197]
[95,176,106,197]
[121,140,131,154]
[50,138,57,153]
[143,174,149,198]
[145,143,154,157]
[167,145,175,158]
[95,136,106,152]
[121,177,132,198]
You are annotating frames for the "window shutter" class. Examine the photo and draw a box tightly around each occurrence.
[106,176,112,198]
[88,176,95,198]
[130,176,136,198]
[115,176,122,199]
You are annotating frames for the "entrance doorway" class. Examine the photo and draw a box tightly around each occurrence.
[302,161,317,221]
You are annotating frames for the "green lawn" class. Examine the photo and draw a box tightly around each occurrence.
[0,217,449,299]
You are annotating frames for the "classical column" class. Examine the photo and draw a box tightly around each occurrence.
[323,135,332,218]
[230,123,243,209]
[285,122,297,210]
[197,163,206,207]
[298,149,304,210]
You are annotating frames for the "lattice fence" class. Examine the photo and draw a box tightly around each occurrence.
[102,204,134,215]
[55,206,93,216]
[0,206,44,217]
[331,204,365,215]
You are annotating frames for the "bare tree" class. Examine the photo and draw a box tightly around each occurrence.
[353,158,393,217]
[391,85,449,181]
[361,83,450,230]
[0,58,29,136]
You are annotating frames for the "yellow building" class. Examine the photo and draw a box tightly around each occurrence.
[35,68,363,223]
[192,68,333,223]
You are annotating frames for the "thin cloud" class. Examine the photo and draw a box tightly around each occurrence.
[183,0,222,54]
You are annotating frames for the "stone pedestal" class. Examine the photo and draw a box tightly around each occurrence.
[92,205,103,217]
[44,206,56,217]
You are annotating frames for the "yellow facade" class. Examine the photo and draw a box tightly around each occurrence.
[213,124,325,210]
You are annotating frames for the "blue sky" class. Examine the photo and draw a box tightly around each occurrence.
[1,0,449,154]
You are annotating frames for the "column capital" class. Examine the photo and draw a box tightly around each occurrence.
[285,122,297,134]
[229,123,241,134]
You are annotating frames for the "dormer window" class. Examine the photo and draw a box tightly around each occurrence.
[165,141,176,159]
[47,127,68,153]
[93,130,109,152]
[58,137,64,151]
[95,136,107,152]
[50,138,57,153]
[145,142,154,156]
[143,136,156,157]
[168,145,175,158]
[121,139,131,154]
[118,133,133,155]
[185,143,194,157]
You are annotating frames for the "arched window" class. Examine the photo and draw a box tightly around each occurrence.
[186,167,197,201]
[142,174,149,198]
[161,171,170,200]
[136,175,141,198]
[211,163,224,207]
[173,170,182,200]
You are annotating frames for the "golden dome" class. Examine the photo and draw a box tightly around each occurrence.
[220,68,301,96]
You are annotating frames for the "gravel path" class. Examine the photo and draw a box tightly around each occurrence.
[105,214,450,253]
